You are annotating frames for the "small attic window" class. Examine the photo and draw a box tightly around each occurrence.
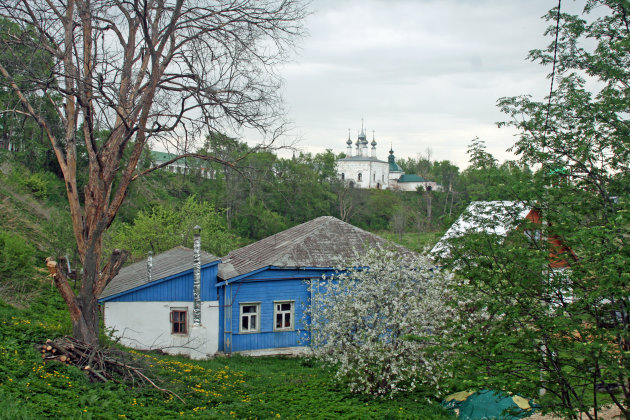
[170,309,188,334]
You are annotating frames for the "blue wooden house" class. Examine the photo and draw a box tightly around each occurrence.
[100,216,400,357]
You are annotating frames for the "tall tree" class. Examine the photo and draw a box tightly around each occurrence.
[445,1,630,417]
[0,0,306,345]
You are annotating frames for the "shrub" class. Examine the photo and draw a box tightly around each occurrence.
[0,232,35,284]
[108,196,241,260]
[306,248,453,397]
[23,173,48,199]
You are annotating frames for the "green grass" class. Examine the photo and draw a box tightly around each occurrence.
[376,231,443,253]
[0,284,453,419]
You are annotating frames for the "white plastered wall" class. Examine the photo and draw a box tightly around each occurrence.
[337,160,389,189]
[391,180,439,192]
[103,301,219,360]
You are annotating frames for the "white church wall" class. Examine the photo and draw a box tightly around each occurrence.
[337,160,389,189]
[388,171,403,185]
[367,162,389,189]
[104,301,219,359]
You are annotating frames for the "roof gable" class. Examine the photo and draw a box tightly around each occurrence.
[100,246,220,299]
[431,201,531,257]
[218,216,411,280]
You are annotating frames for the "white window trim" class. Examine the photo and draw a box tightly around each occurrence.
[239,302,261,333]
[273,300,295,332]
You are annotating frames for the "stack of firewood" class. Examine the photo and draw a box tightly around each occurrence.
[38,336,184,401]
[40,336,131,382]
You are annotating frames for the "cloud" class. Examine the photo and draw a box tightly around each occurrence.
[264,0,566,168]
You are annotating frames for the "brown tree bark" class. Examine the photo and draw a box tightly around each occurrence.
[1,0,305,345]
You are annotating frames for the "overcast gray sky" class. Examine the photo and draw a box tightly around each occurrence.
[266,0,571,169]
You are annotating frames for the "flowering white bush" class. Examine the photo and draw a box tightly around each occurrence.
[305,248,453,396]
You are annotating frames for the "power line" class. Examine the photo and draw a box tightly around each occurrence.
[543,0,562,151]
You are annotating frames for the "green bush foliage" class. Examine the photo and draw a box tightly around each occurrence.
[0,232,35,283]
[108,196,242,260]
[22,173,48,199]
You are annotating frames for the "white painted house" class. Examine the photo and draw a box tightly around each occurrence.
[150,151,213,179]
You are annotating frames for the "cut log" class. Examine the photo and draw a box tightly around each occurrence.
[37,336,184,401]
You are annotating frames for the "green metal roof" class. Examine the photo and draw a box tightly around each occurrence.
[388,150,403,172]
[398,174,429,183]
[150,150,177,162]
[389,161,403,172]
[150,150,206,167]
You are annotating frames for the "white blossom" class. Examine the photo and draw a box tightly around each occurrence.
[303,248,454,396]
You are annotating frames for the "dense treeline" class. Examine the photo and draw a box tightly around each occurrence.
[0,14,535,257]
[0,13,534,253]
[1,128,535,262]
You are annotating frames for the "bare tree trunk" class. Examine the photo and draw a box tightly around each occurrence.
[1,0,305,345]
[426,191,432,229]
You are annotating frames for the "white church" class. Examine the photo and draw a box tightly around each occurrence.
[337,126,438,192]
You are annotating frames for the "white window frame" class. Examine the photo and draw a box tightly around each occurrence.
[273,300,295,332]
[239,302,260,333]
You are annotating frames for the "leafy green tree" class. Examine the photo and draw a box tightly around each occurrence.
[0,18,63,173]
[459,138,534,202]
[109,196,241,261]
[350,189,400,231]
[430,160,462,224]
[443,2,630,417]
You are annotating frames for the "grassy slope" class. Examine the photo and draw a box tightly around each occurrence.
[376,231,443,253]
[0,284,452,419]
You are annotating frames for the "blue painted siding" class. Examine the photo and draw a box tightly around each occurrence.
[201,265,218,301]
[219,267,335,352]
[218,287,224,351]
[106,263,218,302]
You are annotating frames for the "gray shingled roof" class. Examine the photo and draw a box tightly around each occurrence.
[100,246,220,299]
[339,156,388,164]
[218,216,412,281]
